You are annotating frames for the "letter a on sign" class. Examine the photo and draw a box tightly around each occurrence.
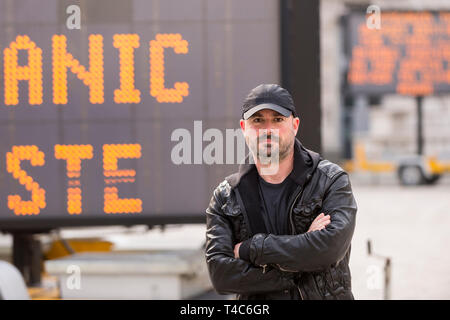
[366,5,381,30]
[66,5,81,30]
[66,264,81,290]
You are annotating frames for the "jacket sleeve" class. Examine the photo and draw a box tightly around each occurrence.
[245,172,357,272]
[205,186,296,295]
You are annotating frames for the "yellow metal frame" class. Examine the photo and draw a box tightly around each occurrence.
[343,141,395,173]
[427,156,450,174]
[342,141,450,175]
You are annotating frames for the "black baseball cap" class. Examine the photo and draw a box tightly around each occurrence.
[241,84,297,120]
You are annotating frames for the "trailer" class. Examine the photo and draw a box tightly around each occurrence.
[343,141,450,185]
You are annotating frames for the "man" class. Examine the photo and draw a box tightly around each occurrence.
[205,84,357,300]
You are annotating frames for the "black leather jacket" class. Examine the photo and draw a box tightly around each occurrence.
[205,139,357,299]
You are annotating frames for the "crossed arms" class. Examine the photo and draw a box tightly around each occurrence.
[204,173,357,295]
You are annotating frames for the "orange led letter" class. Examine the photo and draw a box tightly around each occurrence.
[6,145,46,215]
[103,144,142,214]
[150,33,189,103]
[52,34,104,104]
[4,35,43,105]
[113,34,141,103]
[397,48,434,96]
[54,144,94,215]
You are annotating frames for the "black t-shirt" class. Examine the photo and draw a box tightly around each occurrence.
[257,175,295,235]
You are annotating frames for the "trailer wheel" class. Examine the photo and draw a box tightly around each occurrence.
[425,174,441,185]
[398,165,426,186]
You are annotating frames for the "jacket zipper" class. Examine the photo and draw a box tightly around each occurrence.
[286,188,304,300]
[234,188,254,236]
[297,281,305,300]
[273,263,304,299]
[276,263,297,273]
[287,174,313,300]
[275,263,304,299]
[236,187,272,276]
[288,185,303,236]
[288,173,314,235]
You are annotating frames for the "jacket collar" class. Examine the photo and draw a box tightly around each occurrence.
[226,138,322,189]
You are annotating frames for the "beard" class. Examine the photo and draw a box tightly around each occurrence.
[246,129,295,164]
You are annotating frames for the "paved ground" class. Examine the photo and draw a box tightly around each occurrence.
[349,176,450,299]
[1,175,449,299]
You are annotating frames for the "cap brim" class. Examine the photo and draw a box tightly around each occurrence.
[243,103,292,120]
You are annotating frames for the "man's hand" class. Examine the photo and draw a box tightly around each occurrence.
[234,242,242,258]
[307,213,330,232]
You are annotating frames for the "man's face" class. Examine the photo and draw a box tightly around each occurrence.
[240,109,300,163]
